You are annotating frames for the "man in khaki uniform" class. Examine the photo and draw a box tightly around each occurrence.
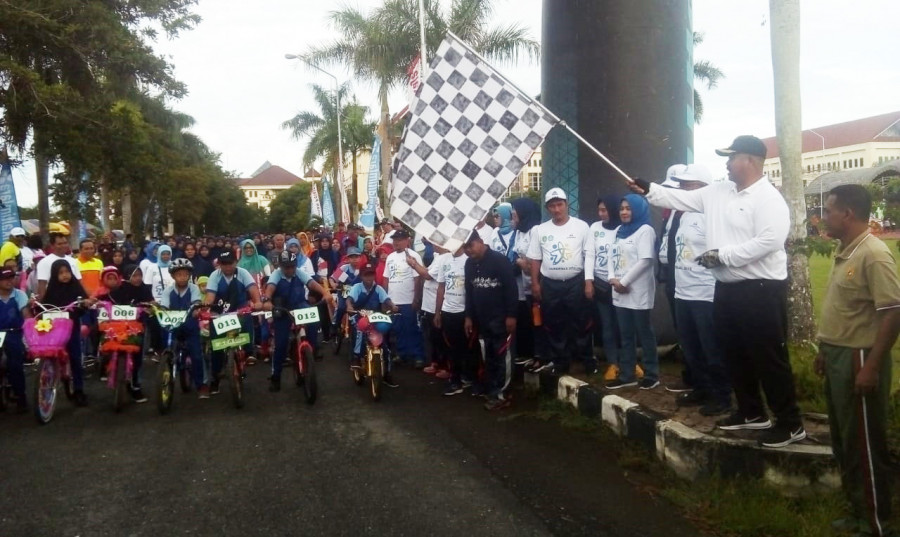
[817,184,900,537]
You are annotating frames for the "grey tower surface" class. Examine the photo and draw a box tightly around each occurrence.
[541,0,694,217]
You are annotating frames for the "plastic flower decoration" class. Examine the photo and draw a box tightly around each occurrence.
[35,319,54,333]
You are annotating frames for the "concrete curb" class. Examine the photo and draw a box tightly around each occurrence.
[528,371,840,493]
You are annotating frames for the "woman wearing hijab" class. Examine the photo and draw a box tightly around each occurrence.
[184,242,213,278]
[589,195,623,380]
[285,238,315,275]
[39,259,94,406]
[109,249,126,273]
[510,197,542,364]
[139,241,159,284]
[146,245,175,303]
[126,248,140,266]
[607,194,658,390]
[297,232,314,257]
[238,239,272,286]
[309,236,340,341]
[198,244,214,265]
[489,203,517,260]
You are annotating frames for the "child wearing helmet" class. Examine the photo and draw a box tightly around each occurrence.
[159,258,207,397]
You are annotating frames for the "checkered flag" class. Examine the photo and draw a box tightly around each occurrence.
[390,34,557,251]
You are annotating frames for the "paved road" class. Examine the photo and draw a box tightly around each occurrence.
[1,350,700,537]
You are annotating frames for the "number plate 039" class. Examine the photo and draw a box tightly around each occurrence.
[291,307,320,325]
[212,314,241,333]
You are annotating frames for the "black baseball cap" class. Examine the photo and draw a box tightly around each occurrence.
[392,229,410,240]
[218,251,236,264]
[0,268,15,280]
[715,135,767,159]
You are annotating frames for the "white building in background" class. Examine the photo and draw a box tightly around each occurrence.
[502,146,543,199]
[237,161,321,211]
[760,111,900,188]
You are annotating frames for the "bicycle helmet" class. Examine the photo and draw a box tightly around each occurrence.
[278,250,297,267]
[168,258,194,274]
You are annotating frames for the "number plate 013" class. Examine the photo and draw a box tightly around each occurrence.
[212,314,241,334]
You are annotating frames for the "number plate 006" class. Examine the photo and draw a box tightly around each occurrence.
[111,306,138,321]
[212,314,241,333]
[291,307,320,325]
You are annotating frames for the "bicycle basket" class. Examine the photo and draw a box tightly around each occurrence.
[99,320,144,353]
[24,317,74,357]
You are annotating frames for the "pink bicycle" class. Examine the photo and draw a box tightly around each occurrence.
[27,300,83,424]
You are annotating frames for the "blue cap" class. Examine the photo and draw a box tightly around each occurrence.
[346,246,362,256]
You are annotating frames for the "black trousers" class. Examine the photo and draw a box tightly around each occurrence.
[541,275,593,372]
[515,298,534,359]
[713,279,802,428]
[442,311,476,385]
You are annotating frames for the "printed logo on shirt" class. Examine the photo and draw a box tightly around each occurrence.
[548,241,572,266]
[596,244,609,268]
[472,276,501,289]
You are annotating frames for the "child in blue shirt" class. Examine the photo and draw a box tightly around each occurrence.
[160,259,206,397]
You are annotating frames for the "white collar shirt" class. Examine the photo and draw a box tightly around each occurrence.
[645,176,789,282]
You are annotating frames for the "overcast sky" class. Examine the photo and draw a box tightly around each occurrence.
[9,0,900,206]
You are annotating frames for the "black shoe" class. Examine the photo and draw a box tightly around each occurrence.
[665,381,693,393]
[699,400,732,416]
[129,386,148,403]
[716,413,773,431]
[676,391,706,406]
[606,379,638,390]
[382,374,399,388]
[210,380,220,395]
[758,425,807,448]
[269,377,281,392]
[639,378,660,390]
[73,390,88,407]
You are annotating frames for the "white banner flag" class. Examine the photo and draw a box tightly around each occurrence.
[390,34,556,251]
[310,182,323,218]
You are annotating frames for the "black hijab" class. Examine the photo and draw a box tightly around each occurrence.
[599,195,623,230]
[43,259,88,308]
[110,264,153,305]
[510,198,541,234]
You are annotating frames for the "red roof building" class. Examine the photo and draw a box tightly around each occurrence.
[761,111,900,186]
[237,163,320,210]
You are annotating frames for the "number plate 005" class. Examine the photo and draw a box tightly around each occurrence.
[291,307,320,325]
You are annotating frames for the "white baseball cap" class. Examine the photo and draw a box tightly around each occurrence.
[9,227,26,237]
[660,164,688,188]
[544,187,567,204]
[672,164,714,185]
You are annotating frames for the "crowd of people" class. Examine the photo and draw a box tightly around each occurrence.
[0,134,896,535]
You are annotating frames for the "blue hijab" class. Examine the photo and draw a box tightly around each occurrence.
[285,238,309,268]
[495,203,514,235]
[600,195,623,231]
[156,245,172,269]
[143,241,160,263]
[617,194,651,239]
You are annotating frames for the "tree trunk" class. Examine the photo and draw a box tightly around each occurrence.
[379,89,392,215]
[770,0,815,343]
[121,187,132,236]
[100,175,110,231]
[351,151,359,223]
[34,132,51,243]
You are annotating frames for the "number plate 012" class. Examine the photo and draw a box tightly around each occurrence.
[212,314,241,333]
[291,307,320,325]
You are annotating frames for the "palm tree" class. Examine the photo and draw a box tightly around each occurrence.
[303,0,540,206]
[282,84,375,221]
[693,32,724,124]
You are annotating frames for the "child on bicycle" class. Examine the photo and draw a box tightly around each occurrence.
[346,266,399,388]
[92,266,147,401]
[202,251,263,394]
[330,246,365,339]
[0,267,31,413]
[159,259,207,398]
[262,251,332,392]
[38,259,95,406]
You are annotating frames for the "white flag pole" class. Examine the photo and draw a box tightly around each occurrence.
[418,0,428,79]
[444,31,635,185]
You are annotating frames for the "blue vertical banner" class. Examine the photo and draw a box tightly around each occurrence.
[74,172,90,242]
[0,162,22,238]
[357,135,381,232]
[322,175,336,227]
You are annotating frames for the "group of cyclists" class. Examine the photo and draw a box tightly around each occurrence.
[0,219,416,415]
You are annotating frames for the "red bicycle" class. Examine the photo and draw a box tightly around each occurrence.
[95,301,149,412]
[199,306,254,409]
[271,306,319,405]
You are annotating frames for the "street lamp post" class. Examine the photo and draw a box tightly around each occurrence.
[285,54,345,222]
[809,129,826,218]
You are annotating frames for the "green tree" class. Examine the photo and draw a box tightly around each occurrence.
[693,32,725,124]
[0,0,198,239]
[303,0,539,206]
[268,182,314,234]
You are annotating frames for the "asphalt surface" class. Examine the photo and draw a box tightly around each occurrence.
[1,349,700,537]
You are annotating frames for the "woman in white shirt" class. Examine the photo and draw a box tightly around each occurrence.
[510,198,542,365]
[608,194,659,390]
[588,195,622,379]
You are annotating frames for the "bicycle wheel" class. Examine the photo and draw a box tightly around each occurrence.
[157,350,175,415]
[229,350,244,409]
[113,354,128,413]
[33,359,58,424]
[292,337,302,387]
[368,349,382,402]
[178,350,192,393]
[301,345,317,405]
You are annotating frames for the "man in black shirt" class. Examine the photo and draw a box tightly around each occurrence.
[464,231,518,410]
